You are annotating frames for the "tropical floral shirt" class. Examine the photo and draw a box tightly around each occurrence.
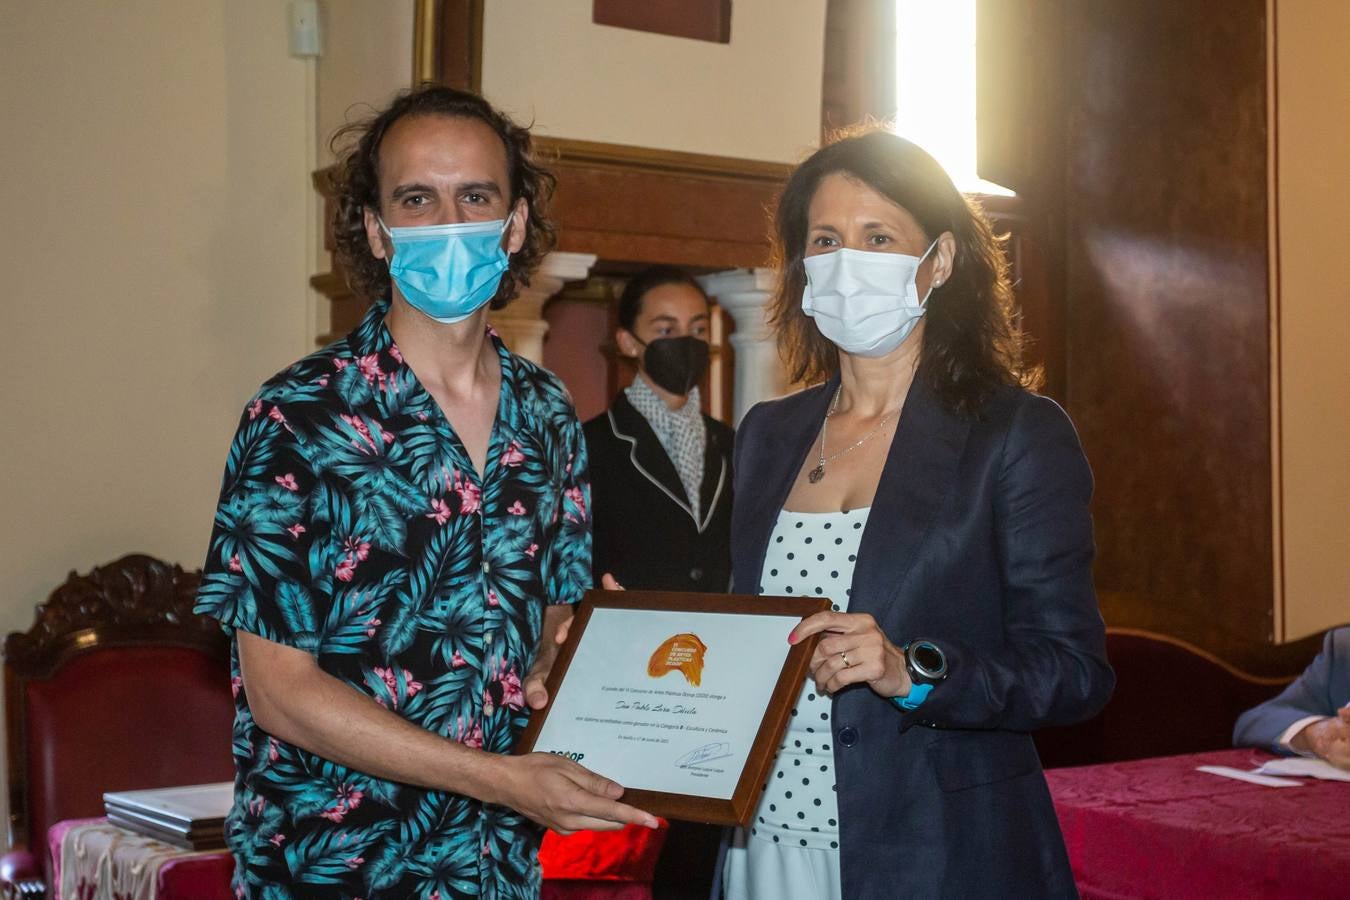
[195,297,591,899]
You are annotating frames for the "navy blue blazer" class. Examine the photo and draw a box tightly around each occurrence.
[1233,627,1349,752]
[732,373,1113,899]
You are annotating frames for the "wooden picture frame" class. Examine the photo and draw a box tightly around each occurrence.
[592,0,732,44]
[515,589,830,826]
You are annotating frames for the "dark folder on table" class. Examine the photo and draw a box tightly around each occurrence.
[103,782,232,851]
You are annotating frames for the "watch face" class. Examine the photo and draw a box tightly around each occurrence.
[910,641,946,679]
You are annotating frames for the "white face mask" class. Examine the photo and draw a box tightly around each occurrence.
[801,241,938,357]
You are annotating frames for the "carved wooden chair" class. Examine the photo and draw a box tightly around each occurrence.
[1,555,235,898]
[1033,627,1315,769]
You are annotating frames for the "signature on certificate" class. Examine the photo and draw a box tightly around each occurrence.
[675,741,733,769]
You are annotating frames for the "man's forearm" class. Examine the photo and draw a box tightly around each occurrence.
[238,632,504,803]
[238,623,659,834]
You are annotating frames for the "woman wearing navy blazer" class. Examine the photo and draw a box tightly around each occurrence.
[720,130,1114,900]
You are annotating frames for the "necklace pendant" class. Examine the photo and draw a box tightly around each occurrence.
[808,464,825,484]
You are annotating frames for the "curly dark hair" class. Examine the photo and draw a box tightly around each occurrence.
[330,84,557,308]
[769,127,1038,417]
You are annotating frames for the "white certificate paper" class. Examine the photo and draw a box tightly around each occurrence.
[531,606,800,799]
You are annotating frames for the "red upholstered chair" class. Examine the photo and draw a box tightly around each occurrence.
[0,555,234,898]
[1033,627,1315,769]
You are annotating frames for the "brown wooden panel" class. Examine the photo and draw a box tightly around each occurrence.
[593,0,731,44]
[1060,0,1274,668]
[975,0,1065,197]
[978,196,1061,401]
[431,0,483,90]
[821,0,896,135]
[539,138,788,270]
[975,0,1069,397]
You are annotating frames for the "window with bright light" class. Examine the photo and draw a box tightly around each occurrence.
[894,0,1013,196]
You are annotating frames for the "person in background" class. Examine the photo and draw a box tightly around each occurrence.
[584,266,735,594]
[1234,626,1350,768]
[542,267,735,896]
[722,128,1114,899]
[194,84,655,899]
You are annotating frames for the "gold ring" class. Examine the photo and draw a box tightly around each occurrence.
[840,651,850,667]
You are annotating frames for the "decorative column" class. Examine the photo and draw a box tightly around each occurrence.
[490,252,597,364]
[699,267,789,424]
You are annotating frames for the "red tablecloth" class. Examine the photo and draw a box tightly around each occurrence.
[1047,748,1350,900]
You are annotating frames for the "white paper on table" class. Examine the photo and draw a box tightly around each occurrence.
[1195,765,1304,787]
[1255,757,1350,782]
[531,606,800,800]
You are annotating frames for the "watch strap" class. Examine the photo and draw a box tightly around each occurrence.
[891,682,933,711]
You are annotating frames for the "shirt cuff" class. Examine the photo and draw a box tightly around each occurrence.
[1278,715,1330,755]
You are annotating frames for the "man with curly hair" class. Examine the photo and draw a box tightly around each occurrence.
[195,85,656,899]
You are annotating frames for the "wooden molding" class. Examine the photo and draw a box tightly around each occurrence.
[821,0,897,135]
[535,136,792,185]
[413,0,438,85]
[1104,627,1297,686]
[421,0,484,91]
[540,141,786,269]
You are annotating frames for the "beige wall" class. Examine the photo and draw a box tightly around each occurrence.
[311,0,414,336]
[480,0,827,163]
[1271,0,1350,639]
[1,1,313,627]
[0,0,425,638]
[317,0,414,165]
[0,3,313,840]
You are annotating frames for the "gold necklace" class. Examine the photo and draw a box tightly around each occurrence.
[808,385,897,484]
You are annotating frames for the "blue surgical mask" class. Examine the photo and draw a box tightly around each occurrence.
[378,214,513,324]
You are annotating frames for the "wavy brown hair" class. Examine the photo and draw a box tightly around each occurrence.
[330,85,557,308]
[770,128,1038,417]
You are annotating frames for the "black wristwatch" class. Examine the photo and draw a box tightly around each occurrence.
[903,639,949,686]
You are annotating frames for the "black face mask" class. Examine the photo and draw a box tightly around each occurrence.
[638,336,710,396]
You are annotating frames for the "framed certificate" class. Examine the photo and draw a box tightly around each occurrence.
[515,590,831,826]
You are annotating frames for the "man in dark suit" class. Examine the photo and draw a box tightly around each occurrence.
[583,266,734,594]
[1234,626,1350,768]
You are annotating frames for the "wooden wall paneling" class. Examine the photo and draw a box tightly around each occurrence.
[975,0,1065,196]
[592,0,732,44]
[975,0,1068,399]
[978,196,1059,401]
[1061,0,1279,670]
[715,302,736,423]
[537,138,790,270]
[426,0,483,90]
[821,0,897,135]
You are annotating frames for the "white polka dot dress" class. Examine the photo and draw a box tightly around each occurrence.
[722,507,870,900]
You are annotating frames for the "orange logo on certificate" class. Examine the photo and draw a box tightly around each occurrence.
[647,633,709,686]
